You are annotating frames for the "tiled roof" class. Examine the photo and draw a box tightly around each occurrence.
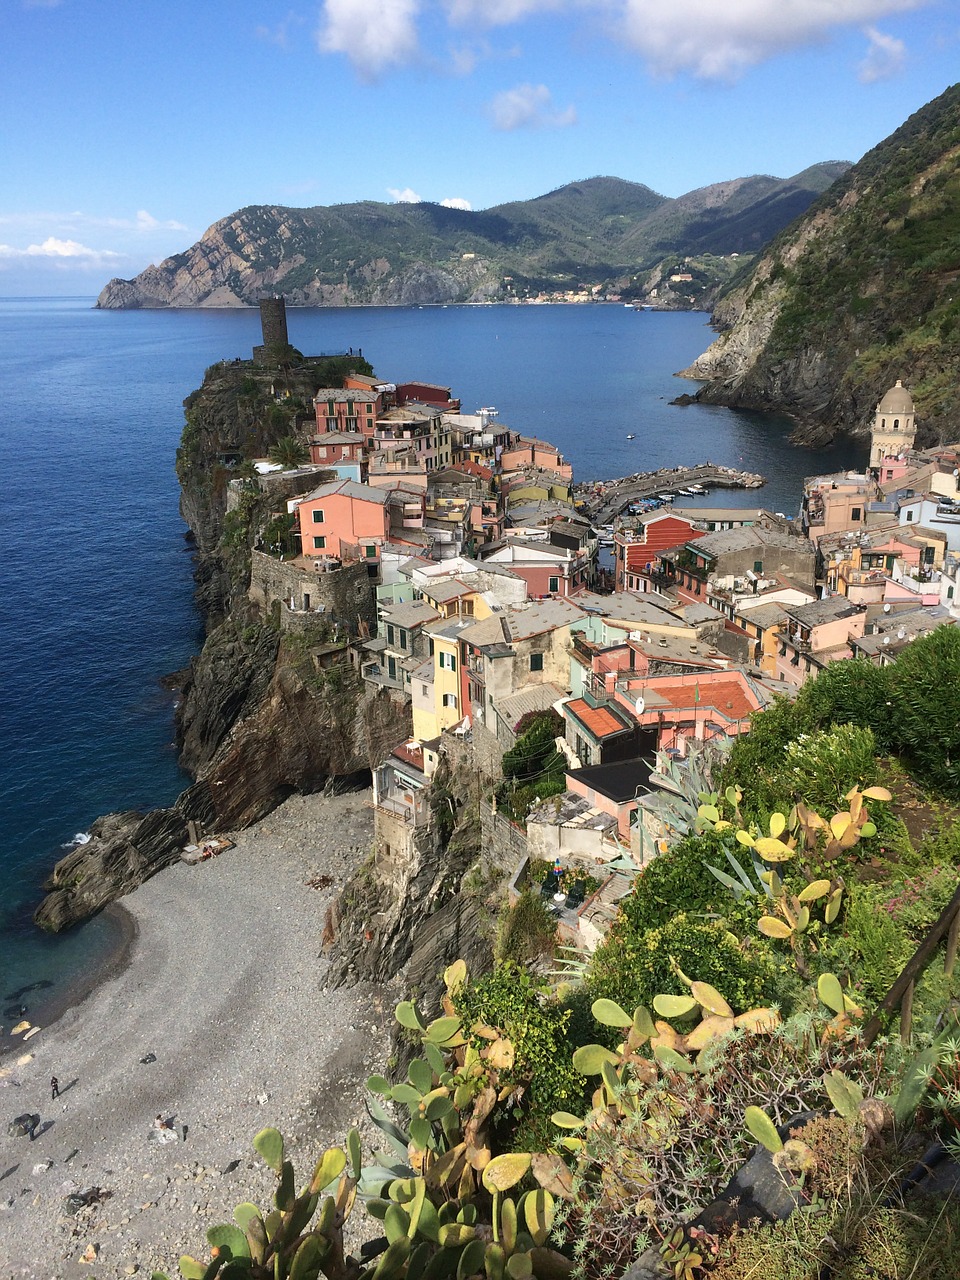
[496,684,565,729]
[565,698,635,740]
[379,599,440,628]
[642,676,758,721]
[391,741,426,774]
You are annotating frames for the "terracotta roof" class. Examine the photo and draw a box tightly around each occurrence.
[565,698,634,740]
[643,676,757,721]
[391,741,425,773]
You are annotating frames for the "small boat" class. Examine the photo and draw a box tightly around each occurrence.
[626,433,636,440]
[687,483,707,494]
[657,493,675,502]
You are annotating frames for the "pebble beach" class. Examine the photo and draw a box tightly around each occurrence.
[0,789,392,1280]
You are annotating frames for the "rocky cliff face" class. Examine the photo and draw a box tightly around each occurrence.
[680,84,960,446]
[34,352,409,931]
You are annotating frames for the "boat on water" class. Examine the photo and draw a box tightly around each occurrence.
[687,483,707,495]
[657,493,675,502]
[626,433,636,440]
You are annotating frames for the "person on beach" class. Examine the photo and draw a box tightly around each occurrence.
[50,1076,59,1100]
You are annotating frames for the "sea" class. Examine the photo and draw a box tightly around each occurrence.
[0,297,867,1025]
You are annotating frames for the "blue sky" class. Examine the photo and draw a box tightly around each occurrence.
[3,0,958,294]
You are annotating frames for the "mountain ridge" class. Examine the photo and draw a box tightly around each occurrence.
[96,168,848,310]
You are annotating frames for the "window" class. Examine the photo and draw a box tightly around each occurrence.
[530,653,544,672]
[399,628,409,650]
[949,587,955,600]
[365,545,377,558]
[387,625,395,646]
[851,507,861,522]
[548,575,560,593]
[421,684,429,696]
[442,693,458,709]
[905,511,914,522]
[753,561,763,574]
[439,652,457,671]
[313,535,326,549]
[312,508,324,523]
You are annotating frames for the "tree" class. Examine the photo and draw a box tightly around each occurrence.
[268,435,308,469]
[794,656,893,746]
[887,623,960,796]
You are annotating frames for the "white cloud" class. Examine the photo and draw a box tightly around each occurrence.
[489,83,577,130]
[440,197,473,209]
[444,0,566,23]
[0,237,122,266]
[858,24,906,81]
[134,209,188,232]
[316,0,930,83]
[317,0,421,77]
[617,0,924,81]
[388,187,423,202]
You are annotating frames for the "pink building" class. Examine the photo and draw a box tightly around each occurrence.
[499,436,573,482]
[308,432,366,468]
[773,597,866,687]
[313,388,383,441]
[295,479,424,565]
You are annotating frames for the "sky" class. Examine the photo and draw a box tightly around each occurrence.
[2,0,958,295]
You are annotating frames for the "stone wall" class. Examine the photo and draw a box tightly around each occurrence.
[249,551,376,634]
[469,718,507,780]
[480,802,529,874]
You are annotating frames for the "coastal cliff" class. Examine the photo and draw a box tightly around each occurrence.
[35,351,409,931]
[680,82,960,445]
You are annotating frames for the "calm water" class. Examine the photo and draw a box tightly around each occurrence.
[0,298,867,1018]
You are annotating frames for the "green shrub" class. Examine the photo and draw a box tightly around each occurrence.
[888,625,960,797]
[494,890,557,966]
[589,913,779,1015]
[794,655,894,747]
[618,830,732,934]
[454,964,585,1148]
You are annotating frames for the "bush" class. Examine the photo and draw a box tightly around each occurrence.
[794,656,894,746]
[589,913,779,1015]
[454,964,585,1148]
[494,890,557,966]
[726,721,881,823]
[618,830,732,934]
[888,625,960,796]
[513,708,564,738]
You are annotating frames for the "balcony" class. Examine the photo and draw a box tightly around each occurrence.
[375,793,431,828]
[361,661,405,692]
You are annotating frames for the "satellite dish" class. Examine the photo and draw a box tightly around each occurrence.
[883,603,891,612]
[634,695,646,716]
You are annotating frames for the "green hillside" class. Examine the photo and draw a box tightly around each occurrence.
[689,83,960,442]
[96,169,848,309]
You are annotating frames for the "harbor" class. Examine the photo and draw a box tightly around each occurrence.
[576,461,766,526]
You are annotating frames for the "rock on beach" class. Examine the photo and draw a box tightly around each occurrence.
[0,789,392,1279]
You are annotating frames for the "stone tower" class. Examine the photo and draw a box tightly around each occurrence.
[259,295,288,346]
[253,295,289,364]
[869,379,917,468]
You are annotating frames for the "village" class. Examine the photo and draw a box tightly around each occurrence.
[240,301,960,957]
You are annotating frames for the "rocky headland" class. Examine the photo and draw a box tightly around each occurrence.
[34,353,408,935]
[678,82,960,447]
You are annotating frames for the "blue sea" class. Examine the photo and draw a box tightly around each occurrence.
[0,298,867,1021]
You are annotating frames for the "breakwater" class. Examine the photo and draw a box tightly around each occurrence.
[576,462,765,525]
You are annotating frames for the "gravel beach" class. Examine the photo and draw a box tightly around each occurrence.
[0,788,393,1280]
